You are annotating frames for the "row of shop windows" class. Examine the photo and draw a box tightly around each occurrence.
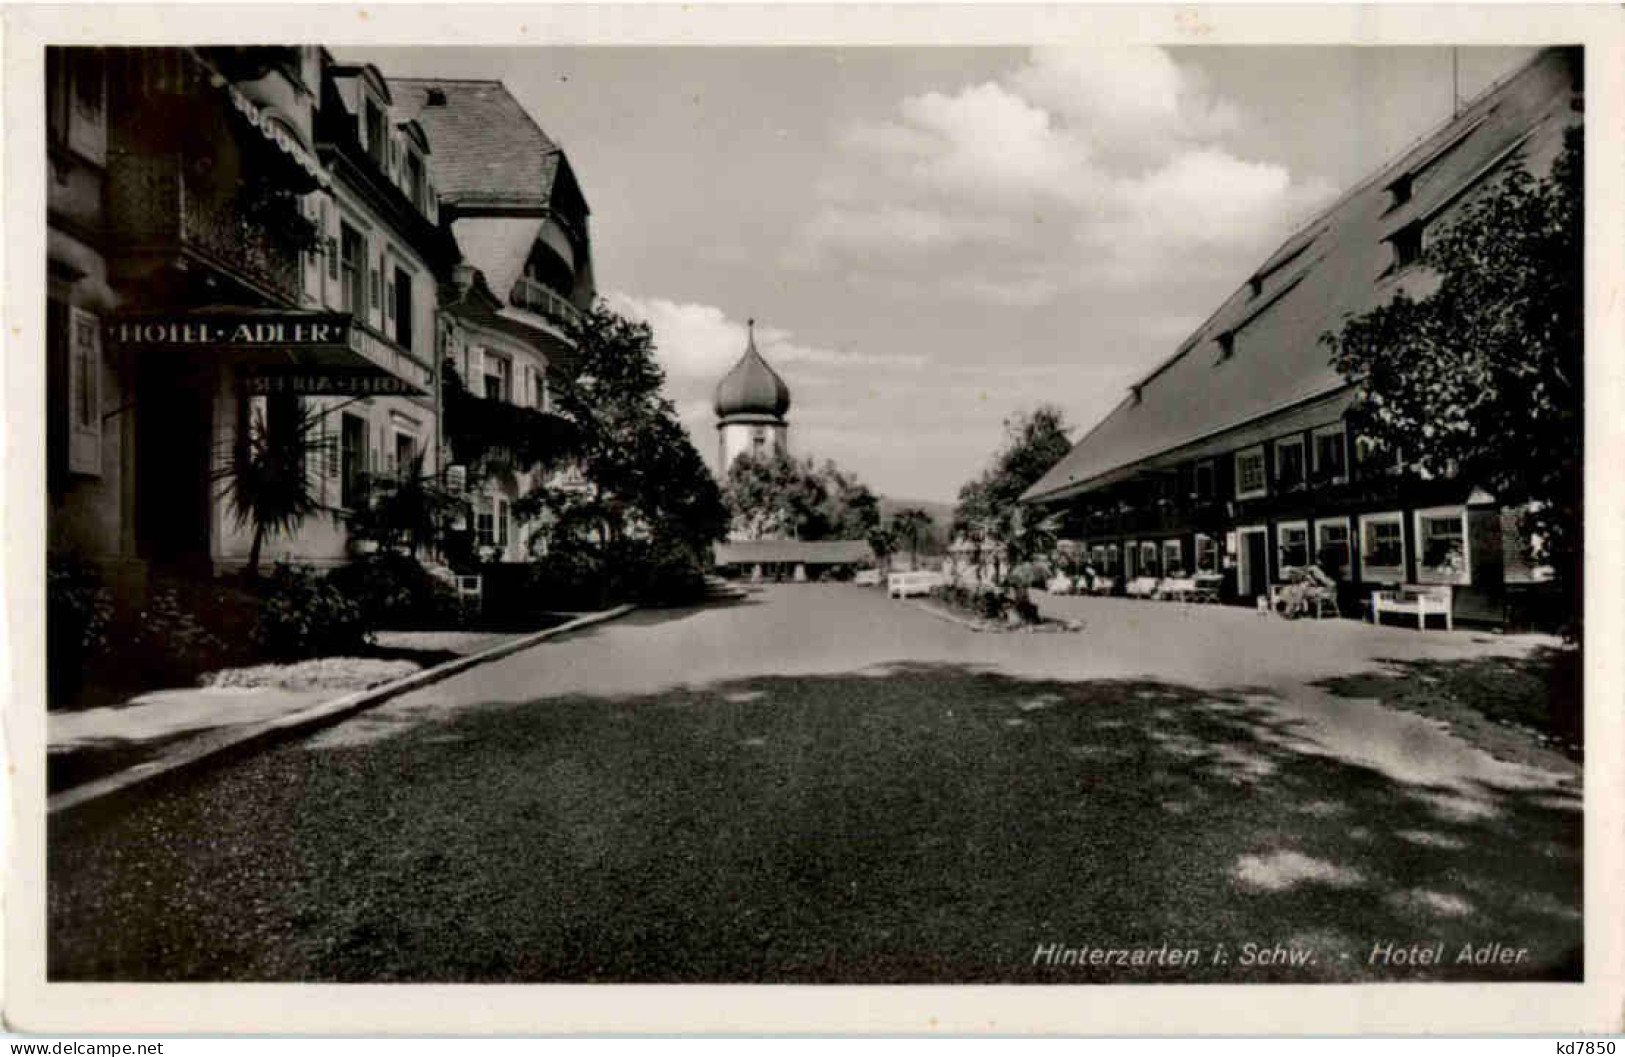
[1083,506,1470,586]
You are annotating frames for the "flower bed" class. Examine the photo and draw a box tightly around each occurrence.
[922,583,1083,634]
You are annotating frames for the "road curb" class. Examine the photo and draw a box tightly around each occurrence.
[48,603,638,815]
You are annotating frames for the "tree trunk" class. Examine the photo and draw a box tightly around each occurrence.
[246,522,265,581]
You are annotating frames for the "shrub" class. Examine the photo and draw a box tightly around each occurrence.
[628,539,708,606]
[1010,594,1041,625]
[129,586,228,683]
[254,562,371,659]
[326,551,462,630]
[47,555,114,698]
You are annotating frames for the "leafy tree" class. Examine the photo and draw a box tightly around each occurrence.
[1322,126,1581,626]
[867,523,898,574]
[723,449,881,541]
[955,405,1073,585]
[212,397,329,580]
[517,304,730,596]
[890,508,935,568]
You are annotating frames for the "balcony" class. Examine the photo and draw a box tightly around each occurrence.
[107,152,303,304]
[509,275,581,331]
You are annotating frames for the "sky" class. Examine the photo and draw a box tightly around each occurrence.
[346,45,1536,503]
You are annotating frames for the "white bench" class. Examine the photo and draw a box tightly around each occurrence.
[1125,576,1161,598]
[1371,585,1453,630]
[888,570,944,598]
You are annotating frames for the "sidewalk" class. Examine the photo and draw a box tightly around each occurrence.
[47,628,530,796]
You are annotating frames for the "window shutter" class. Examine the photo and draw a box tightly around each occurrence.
[468,346,484,390]
[67,306,102,476]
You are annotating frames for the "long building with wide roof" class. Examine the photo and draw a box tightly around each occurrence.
[1021,47,1580,625]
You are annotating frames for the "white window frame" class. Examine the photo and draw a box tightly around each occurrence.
[1138,540,1159,576]
[1237,524,1269,597]
[476,493,496,548]
[1106,543,1120,573]
[1312,423,1349,484]
[1276,519,1310,574]
[392,429,418,479]
[1273,436,1306,492]
[483,351,512,403]
[1359,511,1407,584]
[1161,539,1183,576]
[1090,545,1106,568]
[1195,533,1218,574]
[1414,505,1471,585]
[1234,445,1267,500]
[67,305,103,477]
[1315,517,1353,580]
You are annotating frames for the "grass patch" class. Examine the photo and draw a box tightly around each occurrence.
[1317,646,1580,768]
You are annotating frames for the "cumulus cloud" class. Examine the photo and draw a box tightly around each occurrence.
[788,47,1335,299]
[605,292,932,472]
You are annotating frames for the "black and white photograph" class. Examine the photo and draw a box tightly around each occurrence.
[6,2,1622,1037]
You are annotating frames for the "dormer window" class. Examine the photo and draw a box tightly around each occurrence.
[406,151,425,210]
[1389,173,1414,209]
[1391,221,1425,271]
[364,98,386,166]
[1248,276,1263,300]
[1216,331,1235,362]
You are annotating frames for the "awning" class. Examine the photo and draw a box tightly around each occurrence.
[106,307,430,395]
[222,81,330,192]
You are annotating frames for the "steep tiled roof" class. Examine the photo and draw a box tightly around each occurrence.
[389,78,563,207]
[1022,48,1579,506]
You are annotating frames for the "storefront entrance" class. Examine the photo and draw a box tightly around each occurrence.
[135,360,214,568]
[1238,526,1269,601]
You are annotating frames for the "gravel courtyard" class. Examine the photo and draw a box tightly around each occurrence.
[49,584,1581,983]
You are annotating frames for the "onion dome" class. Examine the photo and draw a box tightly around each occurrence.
[714,319,791,420]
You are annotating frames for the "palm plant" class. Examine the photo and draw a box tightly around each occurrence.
[891,508,934,569]
[347,451,460,558]
[213,397,329,580]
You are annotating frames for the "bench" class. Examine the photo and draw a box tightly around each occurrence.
[1125,576,1161,598]
[888,570,945,598]
[1086,575,1117,596]
[1371,585,1453,630]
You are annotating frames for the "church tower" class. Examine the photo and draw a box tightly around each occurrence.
[714,319,791,474]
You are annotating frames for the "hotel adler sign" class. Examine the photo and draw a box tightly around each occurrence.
[108,312,425,396]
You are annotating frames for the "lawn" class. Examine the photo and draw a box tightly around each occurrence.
[49,660,1581,983]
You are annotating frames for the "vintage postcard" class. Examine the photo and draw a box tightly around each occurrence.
[4,1,1622,1036]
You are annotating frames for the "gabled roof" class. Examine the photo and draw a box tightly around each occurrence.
[388,78,581,212]
[1022,47,1579,506]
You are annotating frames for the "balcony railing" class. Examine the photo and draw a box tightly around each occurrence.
[509,275,581,330]
[108,152,303,303]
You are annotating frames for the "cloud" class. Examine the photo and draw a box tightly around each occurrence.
[787,47,1336,299]
[604,292,933,477]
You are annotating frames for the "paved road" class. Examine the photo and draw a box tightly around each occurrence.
[49,584,1581,983]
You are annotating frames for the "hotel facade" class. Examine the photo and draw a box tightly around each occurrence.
[46,48,592,591]
[1020,48,1580,625]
